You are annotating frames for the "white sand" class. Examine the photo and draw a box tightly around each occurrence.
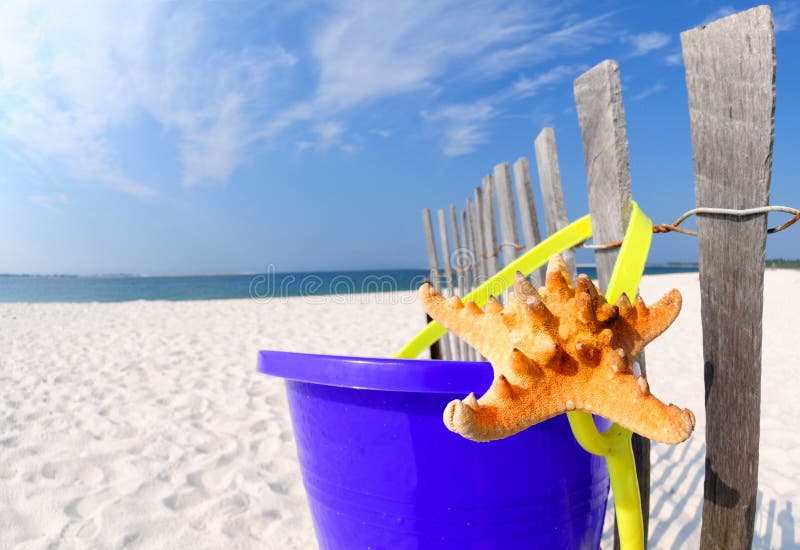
[1,271,797,549]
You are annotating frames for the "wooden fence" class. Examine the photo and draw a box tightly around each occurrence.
[420,6,775,549]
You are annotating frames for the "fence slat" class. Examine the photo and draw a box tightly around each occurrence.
[421,208,443,360]
[512,157,548,286]
[493,162,521,268]
[470,192,487,282]
[450,205,469,361]
[437,208,456,360]
[461,209,479,362]
[533,128,577,280]
[481,175,499,280]
[682,7,775,548]
[468,194,488,361]
[574,60,649,547]
[574,61,633,291]
[422,208,441,289]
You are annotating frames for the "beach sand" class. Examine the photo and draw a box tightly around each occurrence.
[1,271,797,549]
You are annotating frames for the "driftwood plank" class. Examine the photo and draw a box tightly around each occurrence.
[493,162,521,267]
[437,208,456,360]
[533,128,577,279]
[480,176,499,278]
[450,205,470,360]
[574,60,649,547]
[682,6,775,548]
[421,208,443,360]
[512,157,548,286]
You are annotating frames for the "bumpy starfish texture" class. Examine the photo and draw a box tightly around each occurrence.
[419,254,695,444]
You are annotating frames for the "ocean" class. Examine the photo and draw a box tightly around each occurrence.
[0,266,699,303]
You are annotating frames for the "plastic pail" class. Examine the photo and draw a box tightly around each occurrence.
[258,350,609,549]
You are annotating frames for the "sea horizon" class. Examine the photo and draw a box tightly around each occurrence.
[0,267,429,279]
[0,265,706,303]
[0,261,704,279]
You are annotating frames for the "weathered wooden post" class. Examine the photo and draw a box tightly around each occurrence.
[470,192,487,282]
[534,128,577,280]
[512,157,548,286]
[574,59,650,547]
[437,208,457,359]
[422,208,443,360]
[480,176,499,281]
[461,208,480,361]
[449,204,470,360]
[682,6,775,548]
[493,162,522,271]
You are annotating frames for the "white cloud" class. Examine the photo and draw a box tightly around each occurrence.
[304,1,580,112]
[273,1,613,148]
[664,52,683,66]
[295,120,360,153]
[0,1,296,193]
[30,193,70,209]
[422,103,493,157]
[626,32,670,56]
[632,83,666,101]
[442,125,490,157]
[775,1,800,32]
[471,13,613,76]
[421,63,582,156]
[498,65,588,102]
[295,140,314,152]
[315,122,344,145]
[425,103,494,123]
[313,121,358,152]
[0,0,657,181]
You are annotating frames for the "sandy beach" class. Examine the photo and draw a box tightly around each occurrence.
[1,270,798,549]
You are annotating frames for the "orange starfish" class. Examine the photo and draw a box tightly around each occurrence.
[419,255,695,444]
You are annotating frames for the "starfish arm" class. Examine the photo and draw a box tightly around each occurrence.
[634,289,682,344]
[484,295,503,313]
[539,254,575,304]
[443,398,514,441]
[584,374,696,444]
[445,352,570,442]
[615,289,683,357]
[442,385,559,442]
[418,283,510,361]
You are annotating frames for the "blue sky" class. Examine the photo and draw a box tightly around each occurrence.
[1,1,798,275]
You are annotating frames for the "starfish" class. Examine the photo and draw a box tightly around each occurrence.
[419,254,695,444]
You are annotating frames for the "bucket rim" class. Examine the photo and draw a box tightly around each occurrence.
[257,350,493,394]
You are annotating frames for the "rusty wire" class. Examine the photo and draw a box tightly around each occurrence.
[483,241,526,259]
[581,205,800,251]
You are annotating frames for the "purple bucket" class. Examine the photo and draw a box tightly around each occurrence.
[258,350,609,549]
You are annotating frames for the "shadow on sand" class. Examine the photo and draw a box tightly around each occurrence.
[643,441,798,550]
[601,440,797,549]
[753,495,798,550]
[648,442,706,548]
